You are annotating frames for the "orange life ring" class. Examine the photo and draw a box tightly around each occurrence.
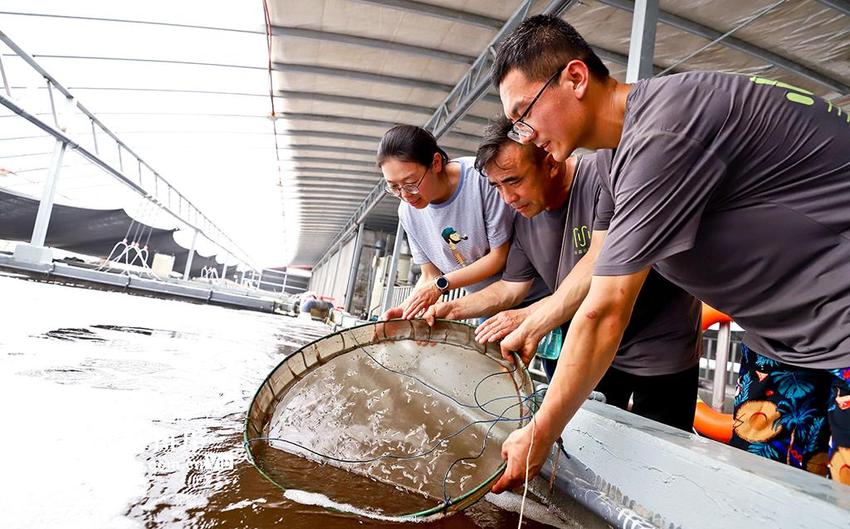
[693,303,734,442]
[693,398,733,443]
[701,303,732,331]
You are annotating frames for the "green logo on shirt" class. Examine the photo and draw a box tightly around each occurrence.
[751,76,849,124]
[572,225,591,255]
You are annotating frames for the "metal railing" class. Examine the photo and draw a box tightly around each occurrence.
[0,31,257,271]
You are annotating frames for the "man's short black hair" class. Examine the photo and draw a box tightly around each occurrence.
[475,114,548,175]
[492,14,609,89]
[475,115,514,175]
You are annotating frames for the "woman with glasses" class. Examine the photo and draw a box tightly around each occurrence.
[377,124,517,320]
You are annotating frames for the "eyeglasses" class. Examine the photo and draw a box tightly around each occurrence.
[385,167,429,197]
[508,65,566,144]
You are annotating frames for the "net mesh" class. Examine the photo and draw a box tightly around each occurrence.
[244,319,536,519]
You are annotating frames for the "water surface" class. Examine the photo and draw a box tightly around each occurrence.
[0,274,567,529]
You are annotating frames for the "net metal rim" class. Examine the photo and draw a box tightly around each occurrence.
[243,318,535,520]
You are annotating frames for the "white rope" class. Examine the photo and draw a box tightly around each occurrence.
[517,410,536,528]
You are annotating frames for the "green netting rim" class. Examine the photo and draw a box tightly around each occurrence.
[243,318,536,520]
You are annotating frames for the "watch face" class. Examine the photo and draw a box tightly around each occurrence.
[436,277,449,291]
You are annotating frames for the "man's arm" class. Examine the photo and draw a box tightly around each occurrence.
[499,230,606,361]
[492,268,649,493]
[423,279,532,325]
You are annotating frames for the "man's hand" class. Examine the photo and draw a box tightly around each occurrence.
[423,301,454,326]
[490,422,554,494]
[379,306,404,321]
[474,308,529,344]
[401,283,442,319]
[498,322,544,365]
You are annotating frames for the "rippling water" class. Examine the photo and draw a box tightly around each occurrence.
[0,273,568,529]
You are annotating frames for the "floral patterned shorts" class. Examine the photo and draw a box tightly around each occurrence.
[731,345,850,484]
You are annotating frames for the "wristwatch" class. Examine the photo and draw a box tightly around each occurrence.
[435,275,450,293]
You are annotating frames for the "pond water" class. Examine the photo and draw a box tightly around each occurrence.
[0,273,572,529]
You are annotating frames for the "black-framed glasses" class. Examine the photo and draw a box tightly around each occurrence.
[385,167,429,197]
[508,65,566,144]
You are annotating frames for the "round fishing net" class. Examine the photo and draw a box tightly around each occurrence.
[244,319,536,520]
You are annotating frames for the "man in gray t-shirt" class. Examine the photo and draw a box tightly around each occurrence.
[491,15,850,491]
[425,119,701,431]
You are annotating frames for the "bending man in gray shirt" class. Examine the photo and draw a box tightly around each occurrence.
[492,14,850,490]
[424,116,701,432]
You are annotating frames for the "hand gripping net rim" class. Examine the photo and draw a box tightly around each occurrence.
[243,319,536,519]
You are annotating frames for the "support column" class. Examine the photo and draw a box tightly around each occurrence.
[344,223,365,313]
[711,321,732,411]
[182,229,199,281]
[381,222,405,315]
[329,248,342,306]
[31,140,66,247]
[221,263,228,282]
[281,269,288,294]
[14,140,67,265]
[625,0,659,83]
[0,52,11,98]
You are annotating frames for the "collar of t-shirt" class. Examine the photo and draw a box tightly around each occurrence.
[427,159,466,210]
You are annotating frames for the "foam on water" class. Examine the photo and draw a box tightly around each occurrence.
[283,489,446,523]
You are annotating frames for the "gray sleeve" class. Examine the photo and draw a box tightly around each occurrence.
[594,131,727,276]
[398,208,429,265]
[593,186,614,231]
[502,235,536,283]
[480,175,515,249]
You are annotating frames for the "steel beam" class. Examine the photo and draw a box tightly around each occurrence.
[381,222,405,314]
[277,90,489,127]
[329,249,342,303]
[598,0,850,95]
[301,210,356,221]
[276,128,384,144]
[593,46,667,75]
[292,173,379,184]
[278,144,377,157]
[311,0,577,268]
[293,190,375,198]
[29,140,66,247]
[283,156,377,169]
[344,222,366,312]
[293,195,371,202]
[271,26,474,64]
[183,229,199,281]
[273,62,503,107]
[290,181,377,189]
[352,0,503,29]
[0,52,10,98]
[273,111,485,143]
[712,321,733,411]
[626,0,659,83]
[288,166,379,177]
[273,62,453,92]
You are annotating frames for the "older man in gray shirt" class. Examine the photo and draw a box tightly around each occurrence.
[425,116,701,431]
